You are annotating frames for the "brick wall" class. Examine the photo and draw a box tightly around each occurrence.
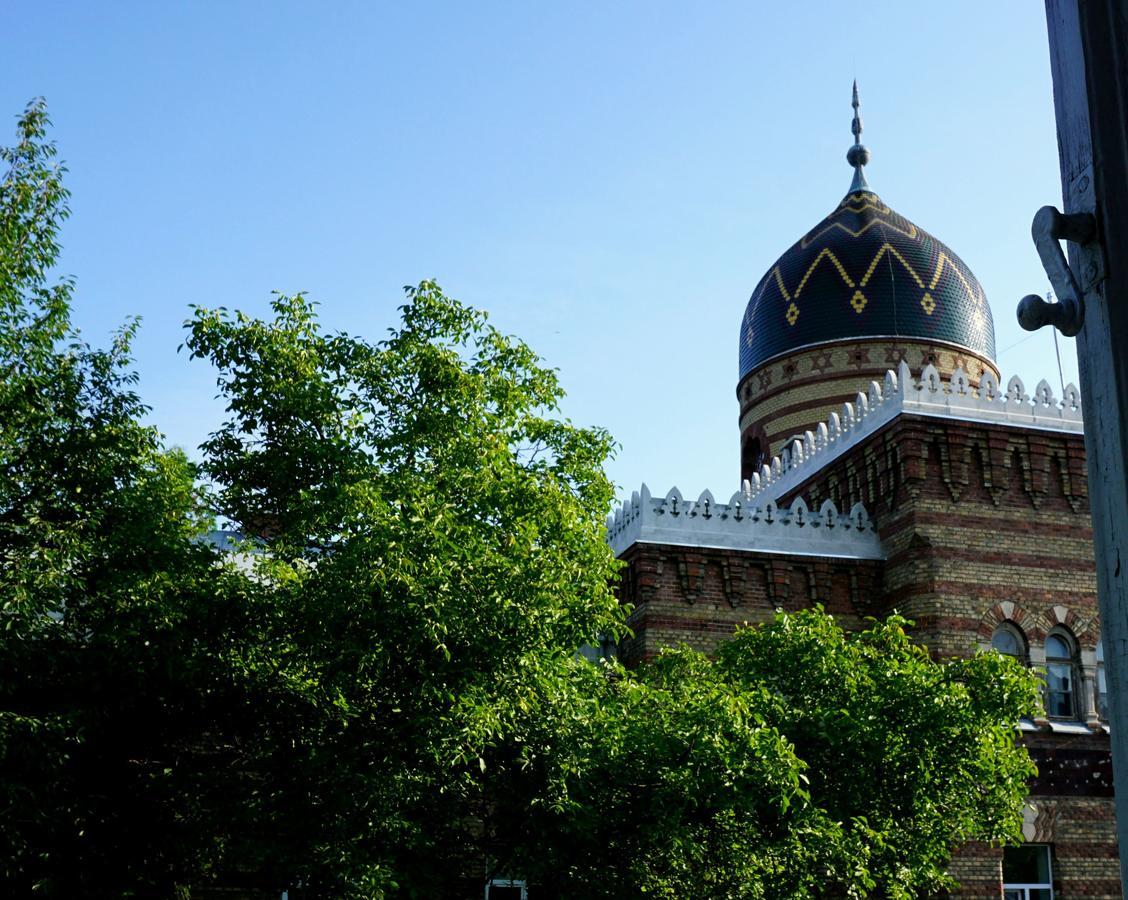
[616,542,881,663]
[948,794,1119,900]
[782,415,1096,659]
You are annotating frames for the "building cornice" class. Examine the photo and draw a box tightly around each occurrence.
[745,360,1084,504]
[606,485,883,560]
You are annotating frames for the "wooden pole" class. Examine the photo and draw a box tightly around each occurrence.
[1044,0,1128,889]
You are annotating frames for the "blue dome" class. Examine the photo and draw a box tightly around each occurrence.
[739,190,996,382]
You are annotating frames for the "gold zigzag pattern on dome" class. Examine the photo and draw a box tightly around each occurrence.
[770,267,792,302]
[800,214,918,248]
[753,243,985,326]
[800,195,916,248]
[838,193,887,210]
[795,247,854,296]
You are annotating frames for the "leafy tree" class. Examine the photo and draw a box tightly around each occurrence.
[498,611,1041,899]
[180,283,626,896]
[0,99,626,896]
[0,100,251,895]
[713,610,1040,896]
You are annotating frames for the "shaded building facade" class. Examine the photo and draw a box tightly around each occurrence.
[607,88,1118,898]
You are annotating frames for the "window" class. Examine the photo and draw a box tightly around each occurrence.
[1097,636,1108,719]
[992,622,1027,665]
[1003,844,1053,899]
[1045,632,1076,718]
[485,879,527,900]
[578,632,618,664]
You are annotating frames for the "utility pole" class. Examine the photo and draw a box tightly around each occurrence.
[1021,1,1128,890]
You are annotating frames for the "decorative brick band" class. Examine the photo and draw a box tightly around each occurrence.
[977,600,1098,649]
[745,361,1084,503]
[737,339,999,463]
[606,485,883,560]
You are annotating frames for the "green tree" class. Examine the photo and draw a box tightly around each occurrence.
[501,610,1040,899]
[0,101,257,895]
[0,101,626,896]
[181,283,627,896]
[713,610,1041,896]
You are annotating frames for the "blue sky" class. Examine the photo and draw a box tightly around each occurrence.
[4,2,1069,501]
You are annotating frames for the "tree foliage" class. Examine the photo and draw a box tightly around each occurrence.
[496,611,1040,899]
[178,282,626,895]
[0,102,1043,899]
[0,100,236,895]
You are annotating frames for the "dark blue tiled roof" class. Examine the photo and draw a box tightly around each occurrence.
[739,190,996,381]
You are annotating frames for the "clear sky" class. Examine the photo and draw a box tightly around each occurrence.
[4,1,1071,503]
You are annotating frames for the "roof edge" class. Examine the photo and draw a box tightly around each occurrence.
[743,361,1084,504]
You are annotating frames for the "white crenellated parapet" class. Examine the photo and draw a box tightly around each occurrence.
[746,361,1085,504]
[605,484,883,559]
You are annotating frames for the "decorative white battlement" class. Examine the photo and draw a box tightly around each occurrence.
[745,361,1084,504]
[605,484,883,559]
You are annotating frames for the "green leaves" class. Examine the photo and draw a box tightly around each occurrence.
[179,280,626,894]
[496,610,1040,898]
[714,609,1040,896]
[0,102,243,896]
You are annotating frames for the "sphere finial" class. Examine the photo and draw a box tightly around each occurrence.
[846,79,871,193]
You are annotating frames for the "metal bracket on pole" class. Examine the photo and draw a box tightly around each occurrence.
[1017,205,1096,336]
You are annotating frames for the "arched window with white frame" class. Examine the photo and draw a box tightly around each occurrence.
[1045,630,1078,719]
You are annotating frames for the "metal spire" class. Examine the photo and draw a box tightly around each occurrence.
[847,80,871,193]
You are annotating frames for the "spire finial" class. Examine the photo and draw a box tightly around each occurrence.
[846,79,871,193]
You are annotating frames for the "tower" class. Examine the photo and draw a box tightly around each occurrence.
[738,84,999,479]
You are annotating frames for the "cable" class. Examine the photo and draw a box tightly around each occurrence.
[996,332,1040,356]
[1049,290,1067,395]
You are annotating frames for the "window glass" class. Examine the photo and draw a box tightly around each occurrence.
[992,623,1026,663]
[1045,635,1069,658]
[1004,844,1051,881]
[486,880,527,900]
[1045,632,1075,718]
[1045,663,1074,717]
[993,628,1020,657]
[1003,845,1053,900]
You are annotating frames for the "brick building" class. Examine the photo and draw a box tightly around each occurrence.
[605,87,1118,898]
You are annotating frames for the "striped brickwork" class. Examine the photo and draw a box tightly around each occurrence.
[1037,795,1121,899]
[948,792,1118,899]
[616,542,881,663]
[737,339,998,471]
[781,416,1095,659]
[777,414,1118,898]
[947,843,1004,898]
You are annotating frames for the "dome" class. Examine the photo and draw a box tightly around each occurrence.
[737,84,996,385]
[738,189,996,382]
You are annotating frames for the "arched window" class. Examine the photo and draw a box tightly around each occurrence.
[1045,632,1077,719]
[992,622,1027,665]
[1096,637,1108,720]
